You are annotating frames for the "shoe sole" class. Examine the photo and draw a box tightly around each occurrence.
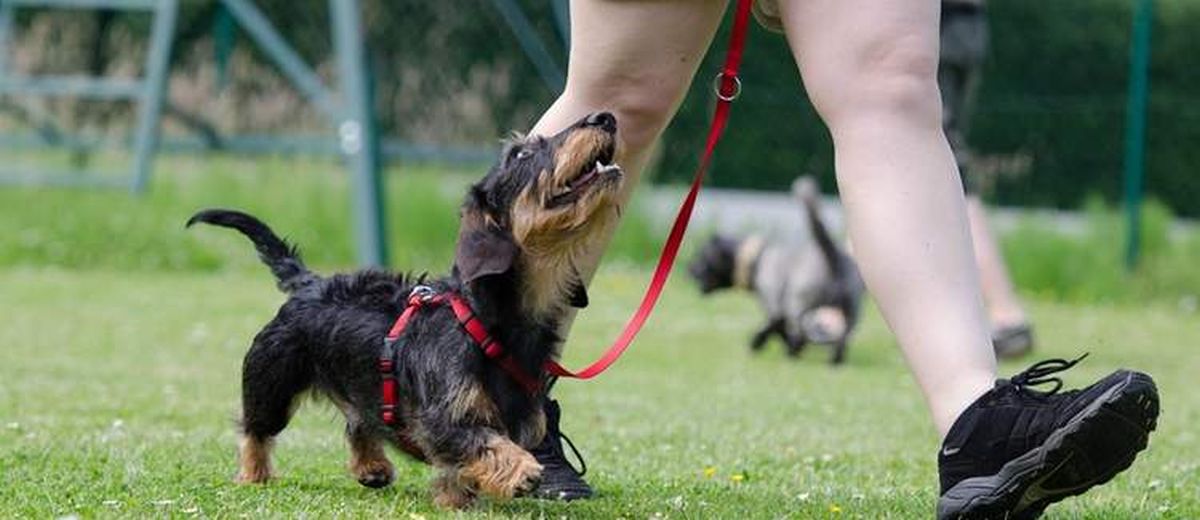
[937,370,1159,520]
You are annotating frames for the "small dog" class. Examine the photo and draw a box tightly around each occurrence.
[188,112,623,508]
[688,177,864,364]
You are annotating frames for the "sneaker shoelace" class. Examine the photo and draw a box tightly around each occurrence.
[542,378,588,477]
[1006,353,1089,396]
[552,428,588,477]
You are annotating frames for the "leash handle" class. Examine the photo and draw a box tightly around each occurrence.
[547,0,754,380]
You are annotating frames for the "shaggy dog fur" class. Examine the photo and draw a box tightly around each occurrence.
[688,177,864,365]
[188,112,624,508]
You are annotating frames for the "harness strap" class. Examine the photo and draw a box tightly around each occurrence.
[446,295,543,395]
[378,288,542,425]
[546,0,753,380]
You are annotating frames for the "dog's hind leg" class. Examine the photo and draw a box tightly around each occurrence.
[336,400,395,489]
[750,318,784,352]
[784,332,809,357]
[830,297,860,365]
[783,316,810,358]
[831,339,848,365]
[236,323,311,484]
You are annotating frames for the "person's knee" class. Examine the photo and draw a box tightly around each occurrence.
[807,35,942,133]
[565,70,687,153]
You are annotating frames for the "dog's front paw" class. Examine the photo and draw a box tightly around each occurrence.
[461,437,543,500]
[352,458,396,489]
[433,472,476,509]
[511,451,543,497]
[234,467,273,484]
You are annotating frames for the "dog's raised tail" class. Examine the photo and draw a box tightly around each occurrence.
[792,176,846,277]
[186,209,317,293]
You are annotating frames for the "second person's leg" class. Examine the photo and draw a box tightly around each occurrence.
[776,0,994,435]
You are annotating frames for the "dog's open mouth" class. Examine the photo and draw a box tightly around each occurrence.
[549,144,621,207]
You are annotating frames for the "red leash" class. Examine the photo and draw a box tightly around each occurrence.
[545,0,754,380]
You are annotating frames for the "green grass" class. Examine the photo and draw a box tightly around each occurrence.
[1,266,1197,518]
[1,158,1197,517]
[2,157,1197,304]
[0,155,667,275]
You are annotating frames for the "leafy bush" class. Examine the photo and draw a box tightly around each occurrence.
[1002,195,1200,304]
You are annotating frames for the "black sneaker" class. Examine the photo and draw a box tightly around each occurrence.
[937,355,1159,519]
[529,398,593,500]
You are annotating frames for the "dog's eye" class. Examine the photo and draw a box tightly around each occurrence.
[515,149,533,160]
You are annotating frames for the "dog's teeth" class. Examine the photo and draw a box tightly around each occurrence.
[597,163,621,174]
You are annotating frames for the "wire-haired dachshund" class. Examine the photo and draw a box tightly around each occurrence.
[188,112,623,508]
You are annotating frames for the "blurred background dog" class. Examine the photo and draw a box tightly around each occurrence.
[688,177,864,365]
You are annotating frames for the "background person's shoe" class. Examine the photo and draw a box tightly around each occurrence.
[529,398,593,500]
[992,324,1035,359]
[937,355,1159,519]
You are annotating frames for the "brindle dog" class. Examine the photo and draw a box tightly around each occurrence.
[187,112,623,508]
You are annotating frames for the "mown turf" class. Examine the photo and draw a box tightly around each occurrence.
[1,265,1196,518]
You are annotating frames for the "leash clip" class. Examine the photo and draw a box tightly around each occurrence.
[407,285,437,304]
[713,71,742,102]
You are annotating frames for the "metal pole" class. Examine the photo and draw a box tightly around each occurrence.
[1123,0,1153,270]
[488,0,565,94]
[130,0,178,192]
[332,0,387,267]
[0,1,14,74]
[221,0,341,124]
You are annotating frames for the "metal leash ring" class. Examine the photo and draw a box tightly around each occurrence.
[713,72,742,102]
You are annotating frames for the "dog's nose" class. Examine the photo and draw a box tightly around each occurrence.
[584,111,617,132]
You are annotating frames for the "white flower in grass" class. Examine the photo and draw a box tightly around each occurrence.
[4,422,18,430]
[667,495,685,509]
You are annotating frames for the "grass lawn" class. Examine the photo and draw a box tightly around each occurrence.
[1,264,1196,518]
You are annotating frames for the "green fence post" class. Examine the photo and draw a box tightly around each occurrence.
[1123,0,1154,271]
[332,0,387,267]
[130,0,178,192]
[0,1,13,74]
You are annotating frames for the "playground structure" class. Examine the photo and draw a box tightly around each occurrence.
[0,0,1162,268]
[0,0,569,267]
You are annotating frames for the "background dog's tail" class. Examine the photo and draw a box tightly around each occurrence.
[792,176,846,277]
[186,209,317,293]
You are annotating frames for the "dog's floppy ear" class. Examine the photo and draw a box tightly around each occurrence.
[455,195,517,284]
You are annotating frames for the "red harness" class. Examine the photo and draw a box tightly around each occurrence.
[378,285,544,425]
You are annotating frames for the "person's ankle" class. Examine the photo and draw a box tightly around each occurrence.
[934,375,995,440]
[988,310,1029,330]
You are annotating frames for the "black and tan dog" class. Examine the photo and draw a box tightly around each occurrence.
[188,112,623,508]
[688,177,864,364]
